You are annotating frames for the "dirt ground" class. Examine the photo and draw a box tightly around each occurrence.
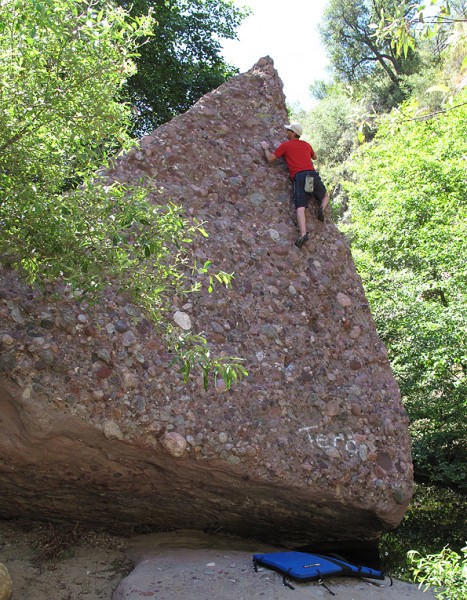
[0,521,435,600]
[0,520,131,599]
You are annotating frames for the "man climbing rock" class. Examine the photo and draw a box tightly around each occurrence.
[261,123,329,248]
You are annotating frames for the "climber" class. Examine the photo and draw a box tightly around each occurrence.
[261,123,329,248]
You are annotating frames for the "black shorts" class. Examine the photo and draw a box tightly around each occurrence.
[293,170,327,209]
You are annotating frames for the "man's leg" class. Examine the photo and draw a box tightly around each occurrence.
[293,174,310,247]
[321,192,329,211]
[313,173,328,221]
[296,206,307,237]
[294,206,310,247]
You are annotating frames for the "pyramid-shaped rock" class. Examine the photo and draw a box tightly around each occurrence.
[0,57,412,547]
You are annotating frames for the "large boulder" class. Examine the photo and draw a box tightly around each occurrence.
[0,57,412,547]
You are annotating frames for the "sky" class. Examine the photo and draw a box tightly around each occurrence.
[221,0,331,110]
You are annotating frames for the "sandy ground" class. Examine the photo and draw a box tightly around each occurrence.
[0,521,435,600]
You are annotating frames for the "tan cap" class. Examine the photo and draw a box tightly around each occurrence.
[285,123,303,137]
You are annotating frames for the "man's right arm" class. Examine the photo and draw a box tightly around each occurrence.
[261,141,277,164]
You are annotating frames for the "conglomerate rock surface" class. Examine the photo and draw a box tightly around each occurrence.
[0,57,412,547]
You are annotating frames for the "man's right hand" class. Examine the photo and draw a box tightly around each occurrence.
[260,141,269,149]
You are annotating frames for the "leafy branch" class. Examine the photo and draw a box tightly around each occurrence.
[171,333,248,391]
[408,545,467,599]
[372,0,466,59]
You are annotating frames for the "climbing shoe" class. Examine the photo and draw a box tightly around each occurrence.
[317,206,325,222]
[294,233,310,248]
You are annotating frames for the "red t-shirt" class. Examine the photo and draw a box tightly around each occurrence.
[274,139,315,179]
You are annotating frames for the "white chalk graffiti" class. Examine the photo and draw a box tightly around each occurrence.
[299,426,358,456]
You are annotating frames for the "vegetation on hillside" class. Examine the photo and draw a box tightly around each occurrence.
[342,89,467,490]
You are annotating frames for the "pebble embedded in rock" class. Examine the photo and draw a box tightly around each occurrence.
[173,311,192,330]
[160,432,187,457]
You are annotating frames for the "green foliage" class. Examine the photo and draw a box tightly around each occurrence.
[115,0,249,134]
[374,0,466,60]
[381,484,467,580]
[0,0,247,389]
[319,0,422,109]
[443,21,467,83]
[0,0,152,171]
[342,87,467,489]
[0,0,153,279]
[408,544,467,599]
[172,333,248,391]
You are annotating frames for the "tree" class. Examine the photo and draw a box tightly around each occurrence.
[0,0,246,389]
[0,0,153,289]
[375,0,467,60]
[342,88,467,489]
[319,0,423,109]
[115,0,249,135]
